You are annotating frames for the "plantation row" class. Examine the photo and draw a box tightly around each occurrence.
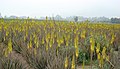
[0,19,120,69]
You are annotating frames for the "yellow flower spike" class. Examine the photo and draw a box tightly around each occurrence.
[47,33,51,39]
[6,31,9,36]
[45,35,49,43]
[52,38,54,44]
[57,37,61,47]
[27,41,32,49]
[24,36,26,41]
[103,34,106,39]
[60,37,64,44]
[75,47,79,58]
[90,37,93,44]
[4,37,5,41]
[81,30,86,39]
[96,43,100,54]
[58,28,60,32]
[49,44,52,48]
[90,32,93,37]
[0,26,1,31]
[36,41,39,48]
[90,37,95,52]
[58,42,61,47]
[42,37,45,44]
[74,30,77,34]
[82,58,85,69]
[49,38,53,48]
[110,33,115,44]
[74,41,77,48]
[4,49,8,57]
[68,34,70,39]
[46,44,48,51]
[74,35,78,48]
[34,37,37,44]
[91,42,95,52]
[99,56,103,68]
[97,53,101,60]
[33,33,36,38]
[27,42,30,49]
[30,35,33,40]
[66,41,69,46]
[64,35,69,46]
[102,47,106,59]
[8,38,12,53]
[65,56,68,68]
[106,55,109,61]
[71,55,75,69]
[29,41,32,48]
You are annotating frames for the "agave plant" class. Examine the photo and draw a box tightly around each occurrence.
[0,58,26,69]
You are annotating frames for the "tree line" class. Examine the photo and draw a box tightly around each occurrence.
[111,18,120,23]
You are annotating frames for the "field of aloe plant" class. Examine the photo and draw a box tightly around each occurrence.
[0,18,120,69]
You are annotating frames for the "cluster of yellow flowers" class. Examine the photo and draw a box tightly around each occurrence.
[0,19,120,69]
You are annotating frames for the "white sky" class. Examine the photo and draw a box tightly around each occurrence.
[0,0,120,18]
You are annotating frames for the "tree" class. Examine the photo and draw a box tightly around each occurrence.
[74,16,78,22]
[111,18,120,23]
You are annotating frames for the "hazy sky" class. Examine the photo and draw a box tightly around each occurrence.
[0,0,120,18]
